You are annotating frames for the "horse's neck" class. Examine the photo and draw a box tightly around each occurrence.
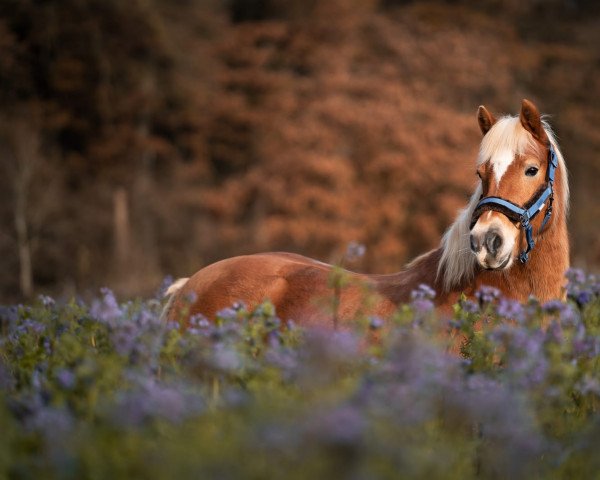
[472,217,569,302]
[372,248,446,306]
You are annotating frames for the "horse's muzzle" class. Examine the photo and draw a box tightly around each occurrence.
[470,227,512,270]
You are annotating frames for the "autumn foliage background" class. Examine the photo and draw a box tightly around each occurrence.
[0,0,599,302]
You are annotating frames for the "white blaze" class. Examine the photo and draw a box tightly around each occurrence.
[490,148,514,183]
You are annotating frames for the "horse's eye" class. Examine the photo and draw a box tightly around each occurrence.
[525,166,539,177]
[476,171,482,179]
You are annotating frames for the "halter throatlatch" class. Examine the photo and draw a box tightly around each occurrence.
[470,143,558,264]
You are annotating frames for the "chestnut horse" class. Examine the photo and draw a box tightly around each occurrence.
[165,100,569,328]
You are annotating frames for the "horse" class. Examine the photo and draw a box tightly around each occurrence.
[164,99,569,328]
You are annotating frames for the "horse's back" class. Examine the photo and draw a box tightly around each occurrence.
[169,252,339,326]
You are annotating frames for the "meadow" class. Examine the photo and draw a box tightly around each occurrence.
[0,269,599,479]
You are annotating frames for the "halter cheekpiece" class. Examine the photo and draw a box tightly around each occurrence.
[470,143,558,264]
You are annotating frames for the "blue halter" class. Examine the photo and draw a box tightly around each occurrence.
[470,143,558,264]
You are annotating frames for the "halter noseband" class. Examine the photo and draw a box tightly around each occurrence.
[470,143,558,264]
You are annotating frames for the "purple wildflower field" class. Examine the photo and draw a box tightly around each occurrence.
[0,269,599,479]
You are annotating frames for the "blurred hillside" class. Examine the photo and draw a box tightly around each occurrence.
[0,0,599,301]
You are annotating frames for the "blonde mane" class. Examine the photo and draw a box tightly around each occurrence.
[437,115,569,292]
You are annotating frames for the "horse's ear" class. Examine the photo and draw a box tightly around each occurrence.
[477,105,496,135]
[520,99,548,143]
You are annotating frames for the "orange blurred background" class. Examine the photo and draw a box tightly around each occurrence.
[0,0,598,302]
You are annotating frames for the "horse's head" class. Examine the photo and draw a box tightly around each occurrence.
[469,99,555,270]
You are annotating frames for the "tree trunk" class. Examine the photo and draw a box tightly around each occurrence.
[113,187,131,268]
[14,167,33,298]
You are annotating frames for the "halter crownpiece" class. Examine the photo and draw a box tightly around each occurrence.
[470,143,558,264]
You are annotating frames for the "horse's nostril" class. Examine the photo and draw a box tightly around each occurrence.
[470,234,480,253]
[493,234,503,252]
[485,231,503,256]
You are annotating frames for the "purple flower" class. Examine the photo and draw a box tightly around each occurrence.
[411,298,434,314]
[369,316,384,330]
[166,321,179,331]
[542,300,580,327]
[476,285,501,305]
[55,369,76,390]
[112,380,197,426]
[183,292,198,304]
[156,275,174,299]
[0,359,14,390]
[490,325,548,386]
[190,314,210,328]
[30,369,45,392]
[405,287,437,329]
[38,295,55,308]
[545,320,563,344]
[0,305,19,327]
[576,290,593,306]
[410,284,436,301]
[576,375,600,395]
[286,319,297,330]
[216,307,238,322]
[591,277,600,295]
[143,383,187,422]
[448,319,462,329]
[460,299,480,314]
[43,338,52,355]
[211,344,242,373]
[90,288,122,324]
[559,305,580,328]
[542,300,564,313]
[112,330,137,356]
[26,406,74,437]
[572,336,600,359]
[345,241,366,262]
[566,268,586,285]
[18,319,46,335]
[496,299,525,322]
[565,268,599,307]
[231,301,247,312]
[305,405,366,447]
[302,329,360,369]
[265,347,298,375]
[222,388,250,409]
[134,308,158,329]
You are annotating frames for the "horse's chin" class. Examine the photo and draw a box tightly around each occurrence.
[479,254,513,271]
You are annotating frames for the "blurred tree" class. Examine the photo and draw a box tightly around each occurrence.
[0,103,65,299]
[0,0,212,297]
[0,110,40,298]
[0,0,598,301]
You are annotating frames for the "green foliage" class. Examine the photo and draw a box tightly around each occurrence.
[0,273,600,479]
